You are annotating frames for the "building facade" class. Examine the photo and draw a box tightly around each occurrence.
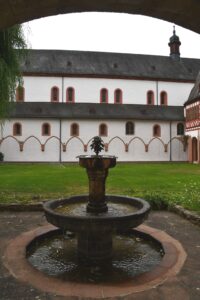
[184,72,200,163]
[1,30,200,162]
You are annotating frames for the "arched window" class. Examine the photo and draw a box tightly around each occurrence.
[70,123,79,136]
[160,91,168,106]
[51,86,59,102]
[147,91,154,105]
[99,123,108,137]
[16,86,25,102]
[153,124,161,137]
[100,88,108,103]
[114,89,122,104]
[177,123,184,135]
[13,123,22,136]
[42,123,51,136]
[126,121,135,135]
[66,87,75,103]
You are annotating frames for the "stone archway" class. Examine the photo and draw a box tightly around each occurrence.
[0,1,200,33]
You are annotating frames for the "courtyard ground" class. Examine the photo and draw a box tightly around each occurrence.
[0,210,199,300]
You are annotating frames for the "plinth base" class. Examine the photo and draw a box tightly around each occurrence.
[86,202,108,214]
[78,231,112,264]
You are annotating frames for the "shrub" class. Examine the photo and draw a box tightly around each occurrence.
[143,191,169,210]
[0,152,4,161]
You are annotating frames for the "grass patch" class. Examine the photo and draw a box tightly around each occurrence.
[0,162,199,213]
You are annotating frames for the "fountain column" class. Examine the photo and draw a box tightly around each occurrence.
[87,167,108,212]
[77,230,113,264]
[78,155,116,263]
[79,156,116,213]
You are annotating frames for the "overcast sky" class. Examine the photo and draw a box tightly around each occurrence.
[25,12,200,59]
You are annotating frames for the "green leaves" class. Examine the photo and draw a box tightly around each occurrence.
[90,136,105,155]
[0,25,27,119]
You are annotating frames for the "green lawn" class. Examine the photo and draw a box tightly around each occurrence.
[0,163,200,213]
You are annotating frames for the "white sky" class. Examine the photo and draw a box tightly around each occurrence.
[25,12,200,59]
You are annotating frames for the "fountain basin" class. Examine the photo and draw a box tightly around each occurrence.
[43,151,151,264]
[43,195,150,263]
[3,223,187,298]
[43,195,150,233]
[78,155,117,170]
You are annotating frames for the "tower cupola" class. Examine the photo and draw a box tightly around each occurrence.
[168,26,181,60]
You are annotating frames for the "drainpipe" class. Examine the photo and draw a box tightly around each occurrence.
[59,119,62,163]
[156,81,159,105]
[59,76,64,163]
[62,76,64,103]
[169,121,172,161]
[0,122,3,139]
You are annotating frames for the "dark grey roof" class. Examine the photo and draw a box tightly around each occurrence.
[184,71,200,106]
[8,102,184,121]
[21,49,200,81]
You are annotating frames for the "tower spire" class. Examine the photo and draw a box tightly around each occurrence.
[168,26,181,60]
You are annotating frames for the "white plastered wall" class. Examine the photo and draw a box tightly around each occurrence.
[0,118,187,162]
[23,77,63,102]
[157,81,193,106]
[22,76,192,106]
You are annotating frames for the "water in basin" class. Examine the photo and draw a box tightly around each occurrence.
[55,201,138,217]
[27,230,163,283]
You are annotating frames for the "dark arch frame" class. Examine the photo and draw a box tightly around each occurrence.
[0,1,199,34]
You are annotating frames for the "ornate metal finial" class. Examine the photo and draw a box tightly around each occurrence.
[173,25,176,35]
[90,136,104,156]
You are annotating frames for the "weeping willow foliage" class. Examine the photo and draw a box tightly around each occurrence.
[0,25,27,119]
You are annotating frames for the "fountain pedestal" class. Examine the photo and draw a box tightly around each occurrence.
[78,230,113,264]
[77,155,116,263]
[79,155,116,213]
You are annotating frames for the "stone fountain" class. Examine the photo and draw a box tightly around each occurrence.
[3,136,187,298]
[43,136,150,264]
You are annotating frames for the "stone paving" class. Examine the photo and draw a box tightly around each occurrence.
[0,210,199,300]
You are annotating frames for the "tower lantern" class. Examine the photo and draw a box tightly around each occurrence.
[168,26,181,60]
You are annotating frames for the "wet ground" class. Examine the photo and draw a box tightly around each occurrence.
[0,210,199,300]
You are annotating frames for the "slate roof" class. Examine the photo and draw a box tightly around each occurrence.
[21,50,200,81]
[8,102,184,121]
[184,71,200,106]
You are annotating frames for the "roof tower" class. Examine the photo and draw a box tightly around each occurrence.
[168,26,181,60]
